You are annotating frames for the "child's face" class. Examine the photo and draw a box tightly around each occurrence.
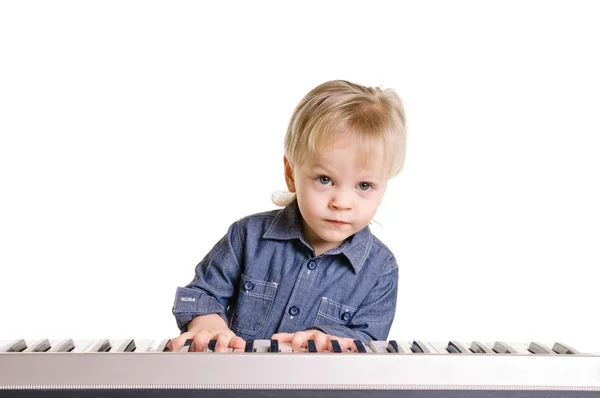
[285,136,388,256]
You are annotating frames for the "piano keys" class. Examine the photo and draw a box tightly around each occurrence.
[1,338,599,397]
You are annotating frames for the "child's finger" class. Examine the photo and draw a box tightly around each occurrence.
[341,338,357,352]
[213,332,232,352]
[291,331,309,351]
[192,333,213,352]
[270,332,293,342]
[229,335,246,350]
[167,333,193,351]
[313,333,328,352]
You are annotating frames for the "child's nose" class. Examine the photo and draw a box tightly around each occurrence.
[329,190,352,210]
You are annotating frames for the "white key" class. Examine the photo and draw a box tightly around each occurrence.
[527,341,556,355]
[72,339,95,352]
[469,340,494,353]
[488,341,528,354]
[84,339,111,352]
[428,341,450,354]
[48,339,75,352]
[552,341,581,355]
[369,340,390,353]
[278,341,293,353]
[397,341,413,354]
[147,339,170,352]
[0,339,27,352]
[109,339,136,352]
[23,339,51,352]
[509,342,532,354]
[252,340,271,352]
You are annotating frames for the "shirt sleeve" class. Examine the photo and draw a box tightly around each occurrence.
[307,260,398,343]
[171,221,244,332]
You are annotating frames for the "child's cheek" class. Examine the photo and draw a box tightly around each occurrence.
[310,181,328,191]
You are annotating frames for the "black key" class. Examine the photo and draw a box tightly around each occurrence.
[492,341,517,354]
[387,340,403,353]
[330,340,342,353]
[447,341,471,354]
[126,340,136,352]
[388,340,406,354]
[411,340,430,353]
[553,342,580,355]
[470,341,493,354]
[354,339,367,353]
[180,339,193,352]
[307,340,317,353]
[207,339,217,352]
[270,339,279,353]
[245,339,254,353]
[528,342,555,354]
[100,341,111,352]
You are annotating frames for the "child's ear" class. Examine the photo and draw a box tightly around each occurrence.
[283,156,296,193]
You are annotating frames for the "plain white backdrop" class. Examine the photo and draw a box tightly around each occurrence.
[1,1,599,351]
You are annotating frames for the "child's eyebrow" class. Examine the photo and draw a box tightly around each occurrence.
[308,163,329,171]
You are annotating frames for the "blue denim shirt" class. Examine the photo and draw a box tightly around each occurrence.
[172,200,399,343]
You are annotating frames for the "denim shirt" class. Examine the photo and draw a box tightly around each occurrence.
[172,200,399,343]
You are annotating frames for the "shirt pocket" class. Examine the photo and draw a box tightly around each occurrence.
[314,297,357,326]
[230,274,278,336]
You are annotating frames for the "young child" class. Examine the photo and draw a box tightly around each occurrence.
[168,80,407,352]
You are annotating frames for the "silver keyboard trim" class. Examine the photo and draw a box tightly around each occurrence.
[1,352,600,390]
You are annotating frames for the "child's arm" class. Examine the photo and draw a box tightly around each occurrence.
[166,313,245,352]
[170,222,245,351]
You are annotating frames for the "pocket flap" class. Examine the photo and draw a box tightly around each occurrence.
[317,297,357,324]
[239,274,278,300]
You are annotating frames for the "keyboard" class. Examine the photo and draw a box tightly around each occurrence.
[1,338,599,397]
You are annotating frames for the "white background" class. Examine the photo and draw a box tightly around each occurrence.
[1,1,599,352]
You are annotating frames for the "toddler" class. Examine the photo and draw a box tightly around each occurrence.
[168,80,407,352]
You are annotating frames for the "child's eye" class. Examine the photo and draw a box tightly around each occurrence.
[357,182,372,191]
[317,176,332,185]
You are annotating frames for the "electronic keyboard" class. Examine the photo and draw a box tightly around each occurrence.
[1,338,599,397]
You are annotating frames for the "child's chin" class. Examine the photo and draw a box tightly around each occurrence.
[319,231,351,245]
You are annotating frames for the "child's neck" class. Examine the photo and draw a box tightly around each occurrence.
[301,220,344,257]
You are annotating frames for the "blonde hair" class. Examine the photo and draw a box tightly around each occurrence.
[272,80,407,207]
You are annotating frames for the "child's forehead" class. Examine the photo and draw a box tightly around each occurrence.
[314,135,384,160]
[305,148,388,176]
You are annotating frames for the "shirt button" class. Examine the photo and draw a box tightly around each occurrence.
[341,311,351,321]
[307,261,317,270]
[288,306,300,316]
[243,281,254,291]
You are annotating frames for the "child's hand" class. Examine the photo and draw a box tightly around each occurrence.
[271,330,358,352]
[166,313,245,352]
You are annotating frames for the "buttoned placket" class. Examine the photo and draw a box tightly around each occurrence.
[277,257,320,331]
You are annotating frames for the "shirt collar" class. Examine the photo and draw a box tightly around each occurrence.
[262,200,373,273]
